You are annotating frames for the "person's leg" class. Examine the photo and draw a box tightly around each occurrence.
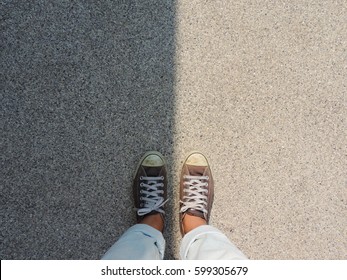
[180,225,247,259]
[179,152,248,260]
[102,219,165,260]
[101,151,168,260]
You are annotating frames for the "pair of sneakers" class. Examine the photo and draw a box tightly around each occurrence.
[133,151,214,235]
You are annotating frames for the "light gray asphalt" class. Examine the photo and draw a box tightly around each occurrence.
[1,0,346,259]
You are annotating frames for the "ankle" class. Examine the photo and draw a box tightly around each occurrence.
[139,213,164,232]
[182,214,207,234]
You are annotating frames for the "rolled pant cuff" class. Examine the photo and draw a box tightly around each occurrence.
[102,224,165,260]
[180,225,248,260]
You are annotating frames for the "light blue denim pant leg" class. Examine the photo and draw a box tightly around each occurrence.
[102,224,247,260]
[180,225,248,260]
[101,224,165,260]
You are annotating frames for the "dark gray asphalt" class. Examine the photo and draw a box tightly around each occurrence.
[1,0,176,259]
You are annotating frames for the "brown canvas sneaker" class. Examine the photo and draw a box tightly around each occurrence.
[133,151,168,224]
[179,152,214,235]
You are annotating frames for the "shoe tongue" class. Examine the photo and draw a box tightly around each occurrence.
[185,209,205,219]
[187,165,205,176]
[145,167,160,177]
[184,165,207,220]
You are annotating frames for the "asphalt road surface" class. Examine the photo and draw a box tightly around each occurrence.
[1,0,346,259]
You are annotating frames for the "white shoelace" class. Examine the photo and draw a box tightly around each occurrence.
[180,175,209,217]
[137,176,168,216]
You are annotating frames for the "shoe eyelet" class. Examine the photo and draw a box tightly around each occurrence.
[140,183,144,187]
[160,176,164,180]
[140,176,144,180]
